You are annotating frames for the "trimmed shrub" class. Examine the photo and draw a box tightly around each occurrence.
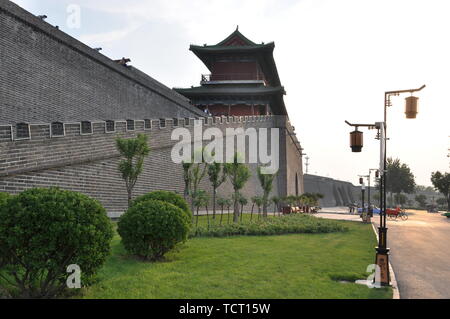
[118,200,190,261]
[0,192,10,206]
[132,190,192,220]
[191,214,348,238]
[0,188,113,298]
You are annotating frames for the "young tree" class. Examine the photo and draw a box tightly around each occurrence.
[217,197,227,225]
[189,150,207,212]
[116,134,150,207]
[193,190,209,228]
[182,161,193,200]
[257,166,276,217]
[254,196,264,220]
[431,171,450,211]
[238,194,248,222]
[225,197,232,224]
[250,196,258,221]
[224,154,251,222]
[207,160,227,219]
[271,196,281,216]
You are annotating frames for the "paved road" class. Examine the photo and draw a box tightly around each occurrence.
[316,212,362,222]
[373,209,450,299]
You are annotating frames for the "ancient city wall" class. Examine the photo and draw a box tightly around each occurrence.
[303,174,360,207]
[0,0,304,214]
[0,116,302,214]
[0,0,203,124]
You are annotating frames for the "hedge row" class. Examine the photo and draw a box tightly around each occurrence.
[191,214,348,237]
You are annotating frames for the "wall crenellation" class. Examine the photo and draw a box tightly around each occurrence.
[0,115,274,143]
[0,115,281,213]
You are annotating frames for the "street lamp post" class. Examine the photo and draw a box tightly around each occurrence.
[378,85,426,285]
[345,84,425,286]
[358,175,368,211]
[368,168,379,216]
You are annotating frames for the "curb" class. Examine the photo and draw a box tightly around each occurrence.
[370,222,400,299]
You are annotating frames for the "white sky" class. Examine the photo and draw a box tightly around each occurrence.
[12,0,450,186]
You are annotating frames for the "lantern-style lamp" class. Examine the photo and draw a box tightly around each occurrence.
[350,129,363,152]
[405,96,419,119]
[359,177,363,185]
[375,170,379,178]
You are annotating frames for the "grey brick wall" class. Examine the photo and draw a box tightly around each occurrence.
[0,116,290,213]
[0,0,203,125]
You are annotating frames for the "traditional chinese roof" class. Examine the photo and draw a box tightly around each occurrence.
[189,29,281,87]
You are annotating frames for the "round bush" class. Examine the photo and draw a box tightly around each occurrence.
[132,190,192,220]
[118,199,190,261]
[0,187,113,298]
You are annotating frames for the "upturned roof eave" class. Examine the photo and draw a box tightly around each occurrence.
[189,42,275,54]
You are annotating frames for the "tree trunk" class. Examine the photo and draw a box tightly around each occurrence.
[262,197,268,218]
[212,188,216,219]
[220,205,224,225]
[233,190,240,223]
[196,206,199,227]
[250,203,254,221]
[447,194,450,212]
[206,205,210,229]
[184,183,189,200]
[127,189,132,208]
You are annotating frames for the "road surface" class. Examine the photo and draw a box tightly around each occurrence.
[373,209,450,299]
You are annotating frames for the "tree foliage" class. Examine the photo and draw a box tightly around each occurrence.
[207,160,227,219]
[116,134,150,206]
[431,171,450,211]
[385,158,416,197]
[257,167,276,217]
[224,154,251,222]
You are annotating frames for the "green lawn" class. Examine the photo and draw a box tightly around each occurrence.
[80,219,392,299]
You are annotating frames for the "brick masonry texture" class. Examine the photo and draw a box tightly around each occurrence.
[0,0,304,213]
[0,116,298,213]
[0,0,204,125]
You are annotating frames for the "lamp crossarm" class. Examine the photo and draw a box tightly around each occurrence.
[385,84,426,96]
[344,120,377,129]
